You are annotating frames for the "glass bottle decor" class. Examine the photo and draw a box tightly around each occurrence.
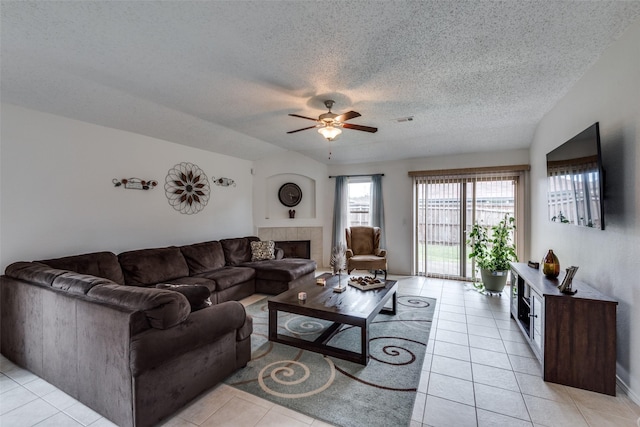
[542,249,560,278]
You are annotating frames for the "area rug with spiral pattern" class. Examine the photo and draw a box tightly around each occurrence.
[224,293,435,427]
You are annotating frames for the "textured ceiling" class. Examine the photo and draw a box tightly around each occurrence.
[2,1,640,165]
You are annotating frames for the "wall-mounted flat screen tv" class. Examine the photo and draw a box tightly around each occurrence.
[547,122,604,229]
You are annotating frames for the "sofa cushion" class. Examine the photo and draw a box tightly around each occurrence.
[4,262,66,286]
[220,236,259,266]
[250,240,275,261]
[179,241,226,275]
[220,237,250,266]
[88,283,190,329]
[38,252,125,285]
[194,266,255,291]
[118,247,189,287]
[52,272,115,295]
[156,284,212,311]
[242,258,317,282]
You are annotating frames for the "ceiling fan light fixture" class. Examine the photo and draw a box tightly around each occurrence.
[318,125,342,141]
[288,100,376,141]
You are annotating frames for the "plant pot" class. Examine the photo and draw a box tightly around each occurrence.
[480,269,509,292]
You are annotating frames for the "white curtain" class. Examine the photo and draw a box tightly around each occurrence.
[370,174,386,248]
[331,176,348,249]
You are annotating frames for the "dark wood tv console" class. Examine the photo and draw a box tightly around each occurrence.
[510,262,618,395]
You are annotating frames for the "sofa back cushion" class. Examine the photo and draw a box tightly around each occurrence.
[38,252,125,285]
[179,241,226,274]
[4,262,67,286]
[52,272,115,295]
[220,236,259,266]
[88,283,190,330]
[118,247,189,287]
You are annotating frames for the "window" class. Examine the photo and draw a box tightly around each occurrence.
[332,174,385,249]
[348,178,372,226]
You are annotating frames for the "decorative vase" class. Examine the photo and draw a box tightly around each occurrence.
[542,249,560,278]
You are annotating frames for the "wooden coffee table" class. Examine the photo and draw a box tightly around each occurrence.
[268,273,397,365]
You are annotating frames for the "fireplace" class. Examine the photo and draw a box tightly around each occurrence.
[258,227,322,266]
[274,240,311,259]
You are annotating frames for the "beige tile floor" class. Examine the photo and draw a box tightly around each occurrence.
[1,273,639,427]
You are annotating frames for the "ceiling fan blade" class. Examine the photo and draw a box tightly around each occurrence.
[287,125,318,134]
[342,123,378,133]
[335,111,361,122]
[288,113,319,122]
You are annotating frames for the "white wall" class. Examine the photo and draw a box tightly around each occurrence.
[0,104,254,271]
[327,149,530,275]
[530,20,640,401]
[253,148,528,272]
[252,151,329,263]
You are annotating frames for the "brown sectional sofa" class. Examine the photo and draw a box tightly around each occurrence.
[0,236,316,427]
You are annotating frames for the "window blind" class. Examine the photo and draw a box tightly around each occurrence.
[411,165,528,280]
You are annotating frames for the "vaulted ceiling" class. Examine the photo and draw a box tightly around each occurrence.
[2,1,640,164]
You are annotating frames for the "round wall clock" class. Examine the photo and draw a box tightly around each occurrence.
[278,182,302,207]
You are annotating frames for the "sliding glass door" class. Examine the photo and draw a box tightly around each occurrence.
[413,169,524,280]
[415,180,464,277]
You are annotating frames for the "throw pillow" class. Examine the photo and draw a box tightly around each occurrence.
[156,283,212,312]
[250,240,275,261]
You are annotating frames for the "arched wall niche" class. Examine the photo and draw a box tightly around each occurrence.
[265,173,316,220]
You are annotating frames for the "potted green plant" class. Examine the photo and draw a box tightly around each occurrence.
[467,215,517,293]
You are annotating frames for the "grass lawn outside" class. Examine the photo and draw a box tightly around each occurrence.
[417,242,474,278]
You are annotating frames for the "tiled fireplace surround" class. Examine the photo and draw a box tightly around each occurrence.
[257,227,323,267]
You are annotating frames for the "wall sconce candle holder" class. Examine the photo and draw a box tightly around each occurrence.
[113,178,157,190]
[212,177,236,187]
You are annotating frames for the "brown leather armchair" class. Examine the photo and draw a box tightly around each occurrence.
[345,226,387,279]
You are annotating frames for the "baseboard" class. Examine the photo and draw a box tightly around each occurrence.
[616,375,640,406]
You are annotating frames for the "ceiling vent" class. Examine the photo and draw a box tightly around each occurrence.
[394,116,414,123]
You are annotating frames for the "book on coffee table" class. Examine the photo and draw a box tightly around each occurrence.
[348,279,386,291]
